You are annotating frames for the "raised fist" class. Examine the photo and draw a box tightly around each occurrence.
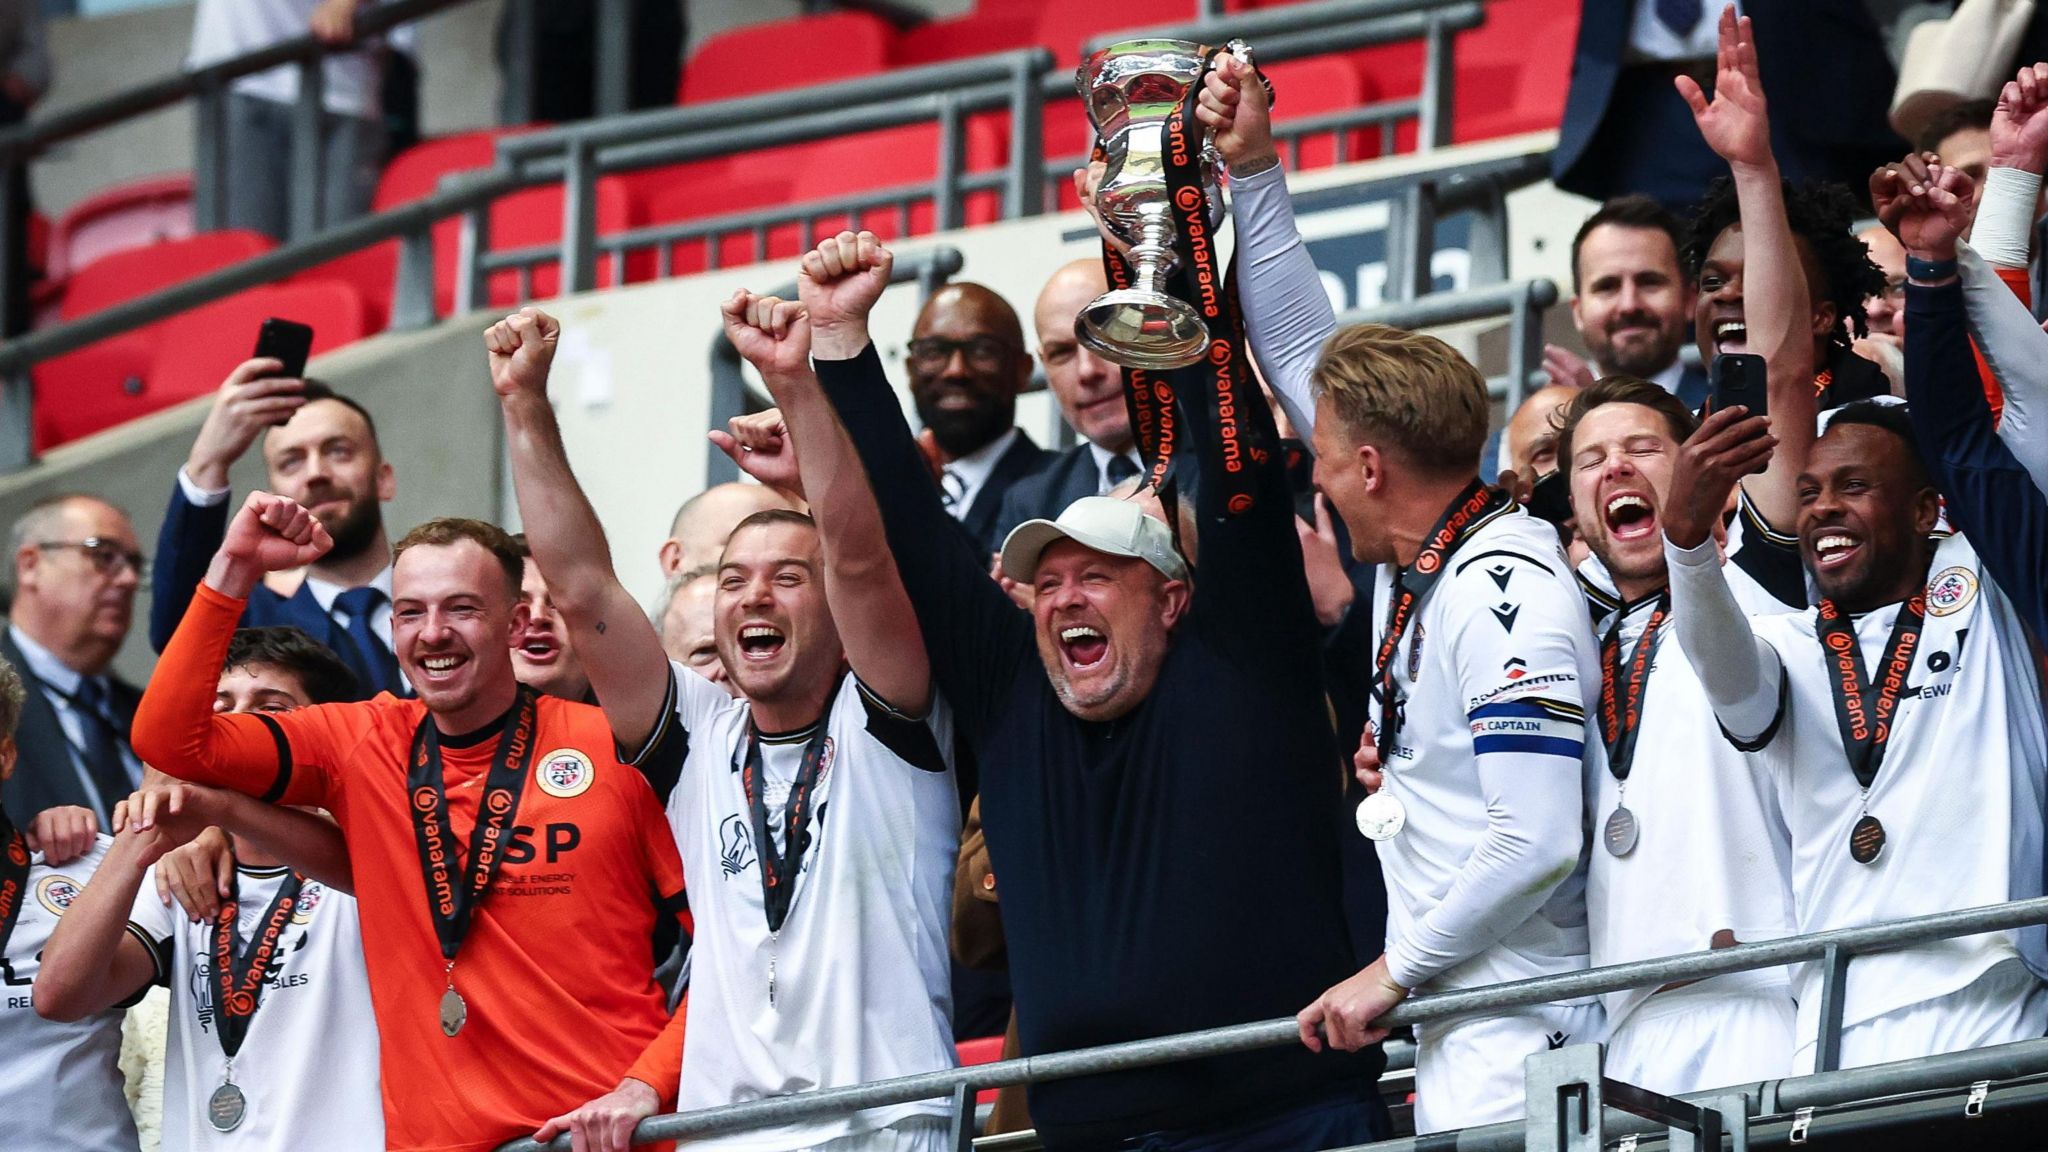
[1992,63,2048,175]
[1195,50,1278,174]
[719,291,810,383]
[485,307,561,401]
[707,408,803,498]
[220,492,333,577]
[1870,154,1972,262]
[798,231,894,359]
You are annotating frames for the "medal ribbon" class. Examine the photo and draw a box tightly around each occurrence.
[736,697,836,934]
[0,811,30,959]
[1371,480,1515,758]
[407,687,540,963]
[210,866,305,1060]
[1598,590,1669,782]
[1815,593,1925,790]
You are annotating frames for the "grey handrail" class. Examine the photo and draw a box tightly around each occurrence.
[497,895,2048,1150]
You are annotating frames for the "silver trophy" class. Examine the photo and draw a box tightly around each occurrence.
[1073,38,1241,370]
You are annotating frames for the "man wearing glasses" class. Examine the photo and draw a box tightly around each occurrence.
[906,282,1049,552]
[2,494,146,827]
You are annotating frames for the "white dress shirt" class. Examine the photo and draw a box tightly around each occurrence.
[1088,443,1145,495]
[939,427,1020,523]
[7,625,143,809]
[1627,0,1739,62]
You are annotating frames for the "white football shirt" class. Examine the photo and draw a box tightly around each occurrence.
[1580,552,1798,1034]
[1739,533,2048,1040]
[658,665,961,1151]
[128,863,382,1152]
[1370,505,1598,994]
[0,836,139,1152]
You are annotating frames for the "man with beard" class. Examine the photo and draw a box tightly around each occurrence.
[488,301,963,1151]
[152,366,407,698]
[907,282,1048,551]
[1544,196,1706,406]
[3,495,146,827]
[784,231,1382,1150]
[993,260,1140,542]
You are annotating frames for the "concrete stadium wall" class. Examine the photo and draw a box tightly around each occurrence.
[1,132,1592,687]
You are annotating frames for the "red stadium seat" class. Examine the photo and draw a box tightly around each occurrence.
[641,172,799,276]
[1263,57,1373,170]
[143,280,368,405]
[783,120,1007,244]
[1451,0,1579,142]
[893,9,1038,66]
[1036,0,1198,70]
[681,12,895,105]
[431,178,638,313]
[47,173,196,283]
[373,128,532,212]
[955,1034,1006,1107]
[30,335,153,453]
[57,229,277,322]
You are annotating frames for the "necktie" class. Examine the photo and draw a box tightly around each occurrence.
[336,586,404,696]
[69,677,132,821]
[1655,0,1702,38]
[940,469,968,517]
[1104,454,1140,493]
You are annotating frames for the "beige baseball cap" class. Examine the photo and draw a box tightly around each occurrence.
[999,495,1190,584]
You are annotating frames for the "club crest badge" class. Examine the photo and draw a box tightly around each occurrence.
[536,749,596,798]
[1926,566,1977,618]
[37,873,82,915]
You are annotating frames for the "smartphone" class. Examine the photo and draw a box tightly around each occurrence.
[253,318,314,381]
[1709,353,1769,418]
[1527,468,1574,527]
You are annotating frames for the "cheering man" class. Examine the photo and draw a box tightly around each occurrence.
[490,305,963,1152]
[1663,395,2048,1070]
[781,230,1379,1151]
[130,502,690,1152]
[36,627,381,1150]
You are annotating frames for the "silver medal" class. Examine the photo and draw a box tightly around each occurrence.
[1354,791,1407,841]
[207,1082,246,1132]
[439,986,467,1037]
[1603,806,1640,857]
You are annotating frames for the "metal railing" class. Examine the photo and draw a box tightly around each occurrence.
[497,896,2048,1151]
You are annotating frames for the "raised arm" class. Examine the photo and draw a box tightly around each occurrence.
[804,233,1034,737]
[489,308,675,755]
[119,781,354,894]
[34,821,194,1023]
[716,243,931,714]
[1660,407,1787,744]
[1199,51,1332,438]
[1678,7,1815,532]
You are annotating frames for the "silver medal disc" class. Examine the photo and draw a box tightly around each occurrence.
[1603,806,1640,857]
[439,987,468,1037]
[207,1082,247,1132]
[1354,791,1407,841]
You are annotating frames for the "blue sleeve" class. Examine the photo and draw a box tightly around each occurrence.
[1904,281,2048,640]
[149,482,231,653]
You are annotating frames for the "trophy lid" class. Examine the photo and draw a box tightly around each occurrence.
[1075,39,1214,135]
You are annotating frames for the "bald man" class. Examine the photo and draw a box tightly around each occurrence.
[994,260,1142,544]
[909,281,1048,550]
[656,481,803,579]
[1498,384,1580,480]
[654,567,730,695]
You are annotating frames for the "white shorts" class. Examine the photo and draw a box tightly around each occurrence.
[1605,978,1795,1096]
[1413,1001,1604,1134]
[1795,958,2048,1074]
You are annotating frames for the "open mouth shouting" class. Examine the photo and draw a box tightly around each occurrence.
[1810,529,1862,570]
[1602,490,1658,543]
[1058,624,1109,671]
[736,623,788,662]
[1712,319,1748,354]
[516,631,560,665]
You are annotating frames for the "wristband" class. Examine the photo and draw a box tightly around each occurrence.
[1906,254,1958,283]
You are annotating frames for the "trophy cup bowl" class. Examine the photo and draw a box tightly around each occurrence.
[1074,39,1231,370]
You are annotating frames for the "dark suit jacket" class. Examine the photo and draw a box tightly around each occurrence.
[0,627,141,826]
[959,431,1050,555]
[150,482,394,699]
[1555,0,1903,204]
[993,444,1106,547]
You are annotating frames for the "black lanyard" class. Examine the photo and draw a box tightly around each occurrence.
[407,688,539,963]
[1815,594,1925,790]
[1371,481,1513,757]
[210,867,306,1060]
[0,811,28,958]
[1599,590,1669,782]
[735,699,835,934]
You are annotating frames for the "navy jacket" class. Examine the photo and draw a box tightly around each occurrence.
[993,443,1104,546]
[0,627,141,826]
[959,430,1051,554]
[149,482,400,699]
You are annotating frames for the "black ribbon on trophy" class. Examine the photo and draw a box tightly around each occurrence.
[1081,40,1279,543]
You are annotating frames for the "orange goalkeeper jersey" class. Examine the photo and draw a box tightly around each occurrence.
[135,584,688,1152]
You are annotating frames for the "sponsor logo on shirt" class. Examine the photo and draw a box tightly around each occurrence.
[535,748,596,799]
[1468,671,1577,710]
[719,814,756,878]
[1926,566,1978,618]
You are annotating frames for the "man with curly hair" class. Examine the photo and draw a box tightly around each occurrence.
[1684,175,1894,407]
